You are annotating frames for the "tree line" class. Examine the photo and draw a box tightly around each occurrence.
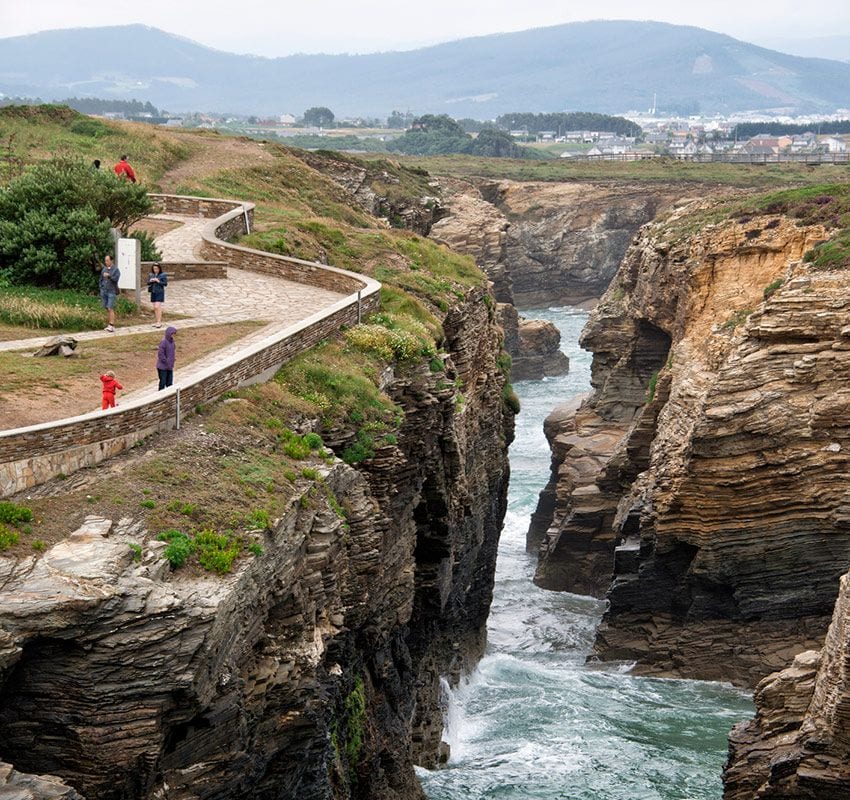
[732,121,850,138]
[494,112,642,137]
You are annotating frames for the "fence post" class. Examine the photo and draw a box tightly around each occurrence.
[357,289,362,324]
[175,387,181,430]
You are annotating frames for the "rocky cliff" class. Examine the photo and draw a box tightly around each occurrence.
[432,177,674,308]
[723,572,850,798]
[0,289,513,800]
[429,177,673,380]
[530,197,850,686]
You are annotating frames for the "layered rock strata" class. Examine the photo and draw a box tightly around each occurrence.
[432,178,675,308]
[0,289,513,800]
[531,201,850,685]
[724,572,850,798]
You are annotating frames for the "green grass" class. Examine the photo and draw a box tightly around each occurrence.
[0,104,195,188]
[0,285,136,330]
[376,152,850,189]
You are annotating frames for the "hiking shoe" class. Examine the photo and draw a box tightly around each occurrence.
[104,325,115,332]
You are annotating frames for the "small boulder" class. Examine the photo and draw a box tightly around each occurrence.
[33,336,78,358]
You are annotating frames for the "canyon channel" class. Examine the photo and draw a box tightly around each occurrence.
[419,306,753,799]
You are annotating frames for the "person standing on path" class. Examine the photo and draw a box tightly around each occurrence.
[147,262,168,327]
[156,326,177,390]
[99,254,120,332]
[113,155,136,183]
[100,370,123,409]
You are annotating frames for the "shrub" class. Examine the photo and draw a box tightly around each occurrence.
[32,539,46,552]
[763,279,783,300]
[0,155,152,291]
[646,370,660,403]
[140,499,156,509]
[0,524,20,550]
[0,501,33,525]
[246,508,271,530]
[158,529,194,568]
[130,229,162,262]
[502,384,521,414]
[195,529,240,574]
[129,543,143,562]
[0,525,21,552]
[248,541,263,556]
[345,323,429,362]
[303,432,324,450]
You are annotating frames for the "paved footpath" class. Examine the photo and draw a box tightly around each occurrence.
[1,212,347,403]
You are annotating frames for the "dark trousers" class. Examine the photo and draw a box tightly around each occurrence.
[157,368,173,391]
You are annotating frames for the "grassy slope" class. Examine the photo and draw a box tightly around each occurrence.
[376,152,850,189]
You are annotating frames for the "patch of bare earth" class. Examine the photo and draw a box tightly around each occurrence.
[158,136,277,193]
[0,321,263,428]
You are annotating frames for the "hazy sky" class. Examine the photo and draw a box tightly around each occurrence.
[1,0,848,56]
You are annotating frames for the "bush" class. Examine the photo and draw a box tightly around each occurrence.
[130,229,162,262]
[0,501,33,525]
[195,529,240,574]
[0,155,153,291]
[0,524,20,551]
[763,278,783,299]
[158,529,194,568]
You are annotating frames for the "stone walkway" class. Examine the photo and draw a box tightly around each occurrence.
[1,213,347,403]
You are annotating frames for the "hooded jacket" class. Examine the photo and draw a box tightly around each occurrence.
[100,374,123,396]
[156,327,177,370]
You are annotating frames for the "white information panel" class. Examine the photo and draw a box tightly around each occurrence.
[116,238,141,290]
[116,237,142,306]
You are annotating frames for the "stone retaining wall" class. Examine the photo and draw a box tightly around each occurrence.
[0,194,380,497]
[141,260,228,281]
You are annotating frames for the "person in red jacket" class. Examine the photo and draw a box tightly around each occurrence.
[113,155,136,183]
[100,370,123,409]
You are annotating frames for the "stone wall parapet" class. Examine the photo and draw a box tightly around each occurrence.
[0,194,380,497]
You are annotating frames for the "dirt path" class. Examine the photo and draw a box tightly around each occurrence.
[158,136,277,192]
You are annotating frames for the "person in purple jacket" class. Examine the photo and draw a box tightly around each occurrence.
[156,326,177,390]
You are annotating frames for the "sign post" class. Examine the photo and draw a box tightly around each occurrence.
[116,237,142,307]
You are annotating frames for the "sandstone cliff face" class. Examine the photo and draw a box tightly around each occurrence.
[0,290,513,800]
[430,178,672,381]
[724,572,850,798]
[530,201,850,685]
[432,178,673,308]
[479,179,674,307]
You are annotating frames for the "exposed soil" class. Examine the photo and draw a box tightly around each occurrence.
[158,135,277,192]
[0,321,262,429]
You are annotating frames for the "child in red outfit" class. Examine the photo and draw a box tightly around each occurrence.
[100,370,123,409]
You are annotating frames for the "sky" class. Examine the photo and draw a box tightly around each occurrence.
[1,0,849,57]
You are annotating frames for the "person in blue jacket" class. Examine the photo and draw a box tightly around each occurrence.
[146,262,168,327]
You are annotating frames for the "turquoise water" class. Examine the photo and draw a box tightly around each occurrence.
[419,307,753,800]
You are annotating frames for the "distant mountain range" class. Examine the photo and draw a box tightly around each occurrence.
[1,21,849,118]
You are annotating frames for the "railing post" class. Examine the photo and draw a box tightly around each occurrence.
[357,289,362,324]
[175,386,181,430]
[243,206,251,235]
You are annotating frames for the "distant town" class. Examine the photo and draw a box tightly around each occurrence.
[2,95,849,161]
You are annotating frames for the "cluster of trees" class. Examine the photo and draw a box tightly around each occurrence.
[61,97,161,117]
[732,121,850,138]
[495,111,642,137]
[0,157,153,291]
[386,115,534,158]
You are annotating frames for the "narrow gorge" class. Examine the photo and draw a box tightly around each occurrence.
[4,141,850,800]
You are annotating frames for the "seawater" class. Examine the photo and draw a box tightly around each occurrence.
[418,307,753,800]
